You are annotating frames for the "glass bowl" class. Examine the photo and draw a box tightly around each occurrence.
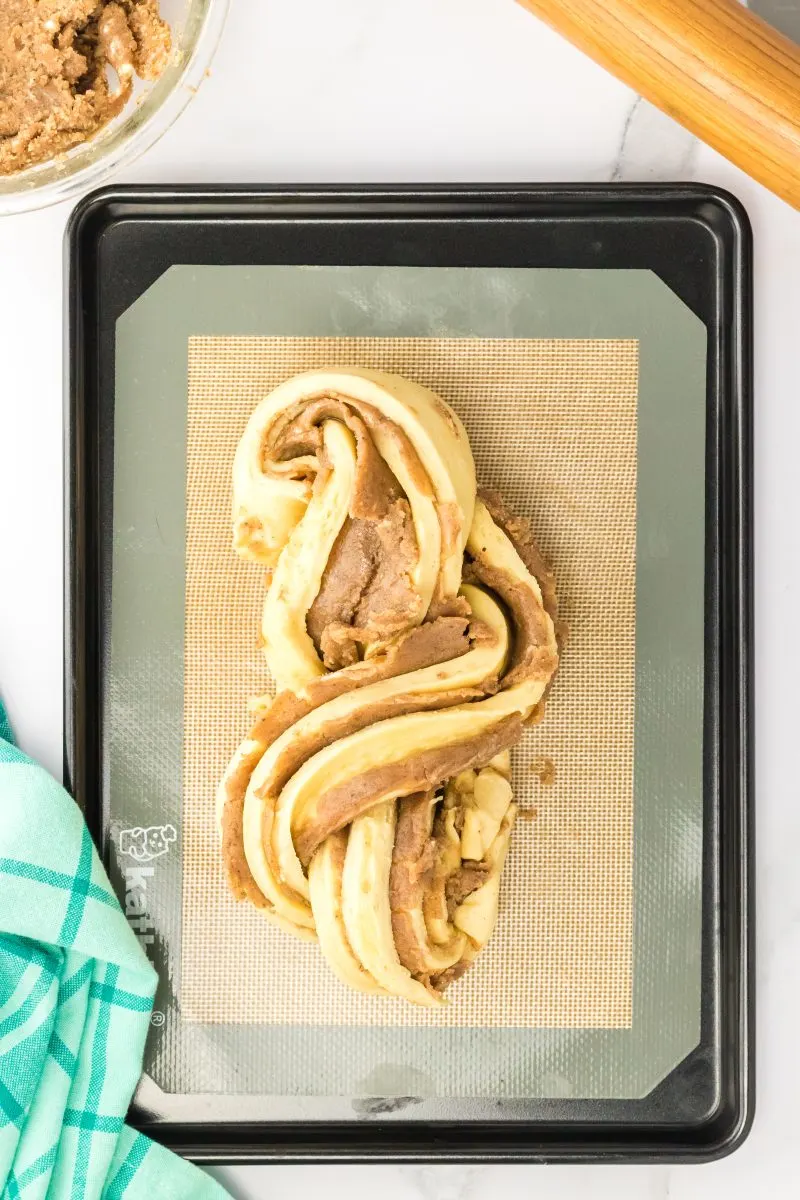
[0,0,229,216]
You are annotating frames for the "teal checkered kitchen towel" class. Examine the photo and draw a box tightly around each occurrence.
[0,702,228,1199]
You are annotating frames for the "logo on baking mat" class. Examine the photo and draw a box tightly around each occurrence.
[118,824,177,863]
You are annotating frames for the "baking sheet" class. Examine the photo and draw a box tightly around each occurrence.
[67,187,752,1158]
[65,184,753,1152]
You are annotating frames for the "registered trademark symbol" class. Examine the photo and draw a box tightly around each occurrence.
[150,1010,165,1028]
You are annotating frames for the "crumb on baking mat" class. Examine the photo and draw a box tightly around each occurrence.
[530,755,556,786]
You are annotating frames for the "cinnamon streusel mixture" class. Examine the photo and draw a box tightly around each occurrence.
[0,1,171,175]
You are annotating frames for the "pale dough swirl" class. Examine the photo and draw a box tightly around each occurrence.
[218,368,560,1006]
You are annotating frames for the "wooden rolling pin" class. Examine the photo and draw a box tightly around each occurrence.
[516,0,800,208]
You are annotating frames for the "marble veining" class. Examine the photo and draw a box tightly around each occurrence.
[611,96,698,183]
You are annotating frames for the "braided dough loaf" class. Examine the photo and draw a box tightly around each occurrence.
[218,368,560,1006]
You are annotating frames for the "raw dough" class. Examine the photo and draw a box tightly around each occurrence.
[217,370,563,1006]
[0,1,170,175]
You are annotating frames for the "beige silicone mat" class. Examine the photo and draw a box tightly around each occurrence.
[182,337,639,1028]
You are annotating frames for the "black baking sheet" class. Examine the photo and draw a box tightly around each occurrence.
[64,185,752,1163]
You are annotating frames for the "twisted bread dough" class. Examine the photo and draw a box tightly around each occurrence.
[219,369,559,1006]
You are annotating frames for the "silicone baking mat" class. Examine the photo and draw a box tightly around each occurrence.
[101,259,708,1107]
[182,336,638,1029]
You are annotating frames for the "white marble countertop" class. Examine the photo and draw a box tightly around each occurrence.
[1,1,798,1196]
